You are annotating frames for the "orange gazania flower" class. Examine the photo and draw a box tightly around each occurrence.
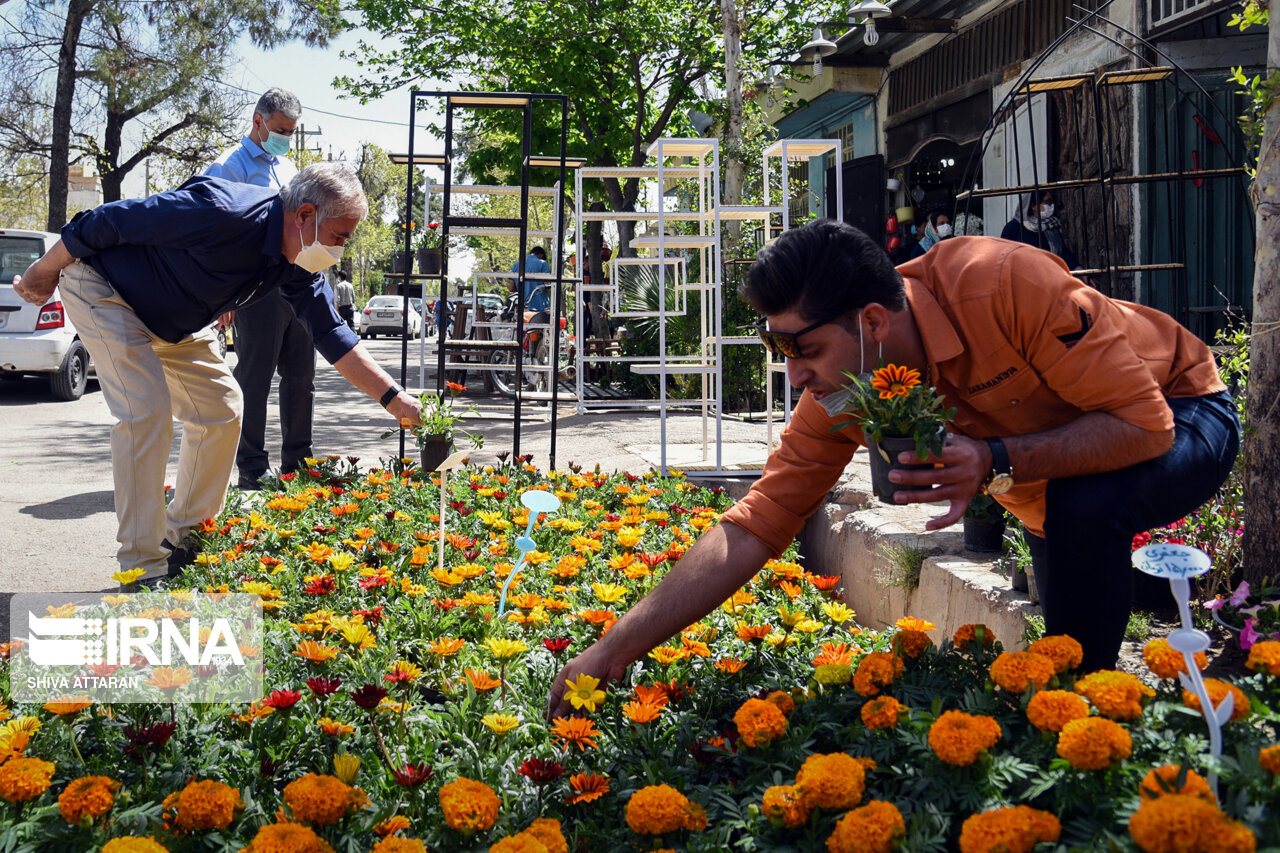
[735,622,773,643]
[632,684,670,707]
[148,667,192,691]
[715,657,748,674]
[318,717,355,737]
[427,638,465,657]
[870,364,921,399]
[464,669,501,692]
[566,772,610,804]
[551,716,600,751]
[621,701,663,724]
[42,698,92,716]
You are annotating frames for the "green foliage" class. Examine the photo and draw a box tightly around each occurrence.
[1227,2,1276,175]
[1125,611,1154,642]
[877,537,927,594]
[833,366,957,461]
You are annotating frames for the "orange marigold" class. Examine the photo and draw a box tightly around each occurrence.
[953,624,996,651]
[1261,745,1280,776]
[1245,640,1280,677]
[374,815,412,836]
[58,775,120,824]
[282,774,364,826]
[892,629,931,660]
[1056,717,1132,770]
[1026,635,1083,673]
[766,690,796,716]
[826,800,906,853]
[1075,670,1154,721]
[1025,690,1090,733]
[1142,637,1208,680]
[166,779,244,830]
[1183,679,1251,722]
[958,805,1061,853]
[523,818,568,853]
[100,838,169,853]
[625,784,704,835]
[439,777,500,835]
[928,710,1001,767]
[733,697,788,748]
[988,651,1056,694]
[1139,764,1215,803]
[0,756,56,802]
[1128,794,1256,853]
[795,752,866,811]
[861,695,906,730]
[852,652,903,697]
[241,823,335,853]
[371,839,427,853]
[762,784,811,828]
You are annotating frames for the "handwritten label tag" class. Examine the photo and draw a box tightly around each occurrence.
[434,450,471,473]
[1131,544,1211,579]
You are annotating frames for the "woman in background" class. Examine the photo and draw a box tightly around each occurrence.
[1001,191,1078,270]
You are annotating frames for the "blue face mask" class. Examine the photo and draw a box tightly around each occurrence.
[262,130,291,157]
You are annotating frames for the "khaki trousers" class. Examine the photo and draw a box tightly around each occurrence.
[59,262,243,578]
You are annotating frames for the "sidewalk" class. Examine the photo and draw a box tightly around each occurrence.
[0,337,779,593]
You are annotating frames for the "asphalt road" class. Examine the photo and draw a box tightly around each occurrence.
[0,335,774,597]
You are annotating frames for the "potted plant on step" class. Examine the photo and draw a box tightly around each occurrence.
[417,221,442,275]
[384,381,484,471]
[963,493,1007,553]
[834,363,955,505]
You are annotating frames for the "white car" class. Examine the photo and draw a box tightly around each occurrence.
[0,228,95,400]
[359,295,424,339]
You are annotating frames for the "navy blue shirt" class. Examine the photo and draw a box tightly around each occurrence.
[60,176,358,364]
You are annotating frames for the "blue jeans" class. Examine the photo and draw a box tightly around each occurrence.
[1025,391,1240,670]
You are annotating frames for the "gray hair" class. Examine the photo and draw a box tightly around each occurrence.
[279,162,368,221]
[254,87,302,121]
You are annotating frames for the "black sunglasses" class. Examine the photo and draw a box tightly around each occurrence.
[753,317,834,359]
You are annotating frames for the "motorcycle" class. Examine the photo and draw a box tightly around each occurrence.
[487,285,576,398]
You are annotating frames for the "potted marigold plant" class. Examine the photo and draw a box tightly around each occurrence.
[834,363,955,504]
[384,381,484,470]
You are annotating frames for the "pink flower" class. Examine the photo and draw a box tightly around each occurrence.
[1202,596,1225,611]
[1241,618,1259,650]
[1229,581,1251,607]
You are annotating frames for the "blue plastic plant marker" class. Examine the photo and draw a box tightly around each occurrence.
[1132,544,1222,794]
[498,490,561,617]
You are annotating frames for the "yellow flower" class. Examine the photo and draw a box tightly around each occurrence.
[822,602,855,623]
[591,582,628,604]
[485,637,529,661]
[112,568,147,586]
[564,674,607,712]
[333,753,360,784]
[481,713,520,735]
[616,526,645,548]
[384,660,423,684]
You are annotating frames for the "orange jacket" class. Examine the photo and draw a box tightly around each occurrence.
[721,237,1224,546]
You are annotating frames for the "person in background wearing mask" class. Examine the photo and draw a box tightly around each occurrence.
[1001,191,1079,270]
[11,162,422,589]
[205,87,318,491]
[909,210,952,259]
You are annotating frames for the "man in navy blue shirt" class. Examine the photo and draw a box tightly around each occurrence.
[13,162,422,587]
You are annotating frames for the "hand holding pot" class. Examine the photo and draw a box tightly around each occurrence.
[888,434,993,530]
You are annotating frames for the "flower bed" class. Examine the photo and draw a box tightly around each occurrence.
[1,457,1278,852]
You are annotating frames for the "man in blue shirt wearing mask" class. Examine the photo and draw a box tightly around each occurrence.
[205,87,316,491]
[510,246,551,313]
[12,162,422,588]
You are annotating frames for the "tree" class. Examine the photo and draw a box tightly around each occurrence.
[340,0,837,334]
[0,155,49,230]
[1236,2,1280,585]
[0,0,343,231]
[349,144,407,300]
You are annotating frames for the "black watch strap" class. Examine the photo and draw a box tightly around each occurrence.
[380,384,404,408]
[985,437,1011,475]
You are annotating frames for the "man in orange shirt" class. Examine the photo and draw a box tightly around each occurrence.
[547,220,1238,713]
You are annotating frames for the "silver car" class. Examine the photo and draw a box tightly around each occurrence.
[0,229,95,400]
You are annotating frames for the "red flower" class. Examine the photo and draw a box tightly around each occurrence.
[624,473,639,482]
[433,599,458,611]
[306,676,343,697]
[351,606,385,626]
[518,758,566,783]
[312,524,337,534]
[280,472,297,482]
[303,575,336,596]
[393,762,434,787]
[1132,531,1153,550]
[358,575,391,590]
[265,689,302,710]
[349,684,388,709]
[640,552,667,568]
[542,637,572,654]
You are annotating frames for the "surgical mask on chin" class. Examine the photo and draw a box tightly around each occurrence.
[935,223,952,238]
[294,217,343,274]
[1040,203,1055,219]
[817,312,882,417]
[262,130,291,157]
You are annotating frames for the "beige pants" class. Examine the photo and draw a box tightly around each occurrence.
[59,262,243,578]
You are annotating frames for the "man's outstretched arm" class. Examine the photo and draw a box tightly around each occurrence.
[546,519,773,718]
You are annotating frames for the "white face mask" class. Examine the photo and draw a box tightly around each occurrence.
[1040,203,1055,219]
[817,310,883,417]
[294,215,344,274]
[935,223,952,238]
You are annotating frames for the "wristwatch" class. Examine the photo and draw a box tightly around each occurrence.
[982,437,1015,495]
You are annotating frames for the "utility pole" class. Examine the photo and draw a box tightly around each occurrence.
[144,158,151,197]
[295,124,323,154]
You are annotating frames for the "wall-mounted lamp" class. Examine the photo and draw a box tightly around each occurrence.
[800,27,838,75]
[848,0,892,46]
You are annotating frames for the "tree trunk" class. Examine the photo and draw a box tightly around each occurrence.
[47,0,94,231]
[1242,18,1280,587]
[720,0,745,215]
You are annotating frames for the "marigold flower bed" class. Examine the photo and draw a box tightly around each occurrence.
[1,456,1278,851]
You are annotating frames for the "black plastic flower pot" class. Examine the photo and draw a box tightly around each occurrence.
[867,436,937,505]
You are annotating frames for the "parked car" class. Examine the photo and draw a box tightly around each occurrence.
[359,295,424,339]
[0,228,95,400]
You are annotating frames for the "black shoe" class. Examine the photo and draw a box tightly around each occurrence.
[237,469,272,491]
